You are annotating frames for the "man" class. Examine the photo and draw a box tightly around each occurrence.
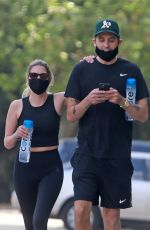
[65,19,149,230]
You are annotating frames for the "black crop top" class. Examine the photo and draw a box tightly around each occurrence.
[18,94,60,147]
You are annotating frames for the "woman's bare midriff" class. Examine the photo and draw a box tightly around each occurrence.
[31,145,58,152]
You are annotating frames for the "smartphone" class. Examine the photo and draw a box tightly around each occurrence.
[98,83,110,91]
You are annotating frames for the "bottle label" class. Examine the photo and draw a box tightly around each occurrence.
[125,78,136,121]
[126,88,136,104]
[19,128,33,163]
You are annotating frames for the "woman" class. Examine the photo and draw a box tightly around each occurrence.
[4,59,64,230]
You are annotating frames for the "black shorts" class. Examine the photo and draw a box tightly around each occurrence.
[71,152,133,209]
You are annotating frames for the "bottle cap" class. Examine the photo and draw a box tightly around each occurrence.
[126,78,136,85]
[23,120,33,128]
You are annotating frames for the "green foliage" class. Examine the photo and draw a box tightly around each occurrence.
[0,0,150,96]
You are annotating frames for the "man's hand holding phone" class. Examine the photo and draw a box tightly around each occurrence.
[98,83,123,105]
[87,83,111,105]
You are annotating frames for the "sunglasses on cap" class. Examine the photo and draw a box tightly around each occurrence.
[28,72,50,81]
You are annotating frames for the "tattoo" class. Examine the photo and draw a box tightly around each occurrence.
[73,106,76,115]
[68,98,79,116]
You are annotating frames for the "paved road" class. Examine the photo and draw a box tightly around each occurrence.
[0,205,66,230]
[0,205,133,230]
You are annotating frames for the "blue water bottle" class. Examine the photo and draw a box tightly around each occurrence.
[125,78,136,121]
[19,120,33,163]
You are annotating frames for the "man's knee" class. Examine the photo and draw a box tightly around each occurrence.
[74,200,91,222]
[102,208,121,230]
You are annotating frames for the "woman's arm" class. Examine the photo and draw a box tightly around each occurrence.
[4,99,22,149]
[54,92,65,115]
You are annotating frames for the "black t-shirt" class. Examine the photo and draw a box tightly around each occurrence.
[65,58,149,159]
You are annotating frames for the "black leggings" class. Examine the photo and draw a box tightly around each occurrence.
[14,149,63,230]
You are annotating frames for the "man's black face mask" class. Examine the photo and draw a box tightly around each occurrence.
[95,46,118,62]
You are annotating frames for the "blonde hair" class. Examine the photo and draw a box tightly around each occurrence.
[22,59,54,98]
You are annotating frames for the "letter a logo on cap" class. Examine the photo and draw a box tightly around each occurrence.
[101,20,111,29]
[94,19,120,37]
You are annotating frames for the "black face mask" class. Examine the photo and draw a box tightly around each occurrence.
[29,79,49,95]
[95,46,118,62]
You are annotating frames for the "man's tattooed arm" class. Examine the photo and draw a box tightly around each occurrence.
[66,97,91,122]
